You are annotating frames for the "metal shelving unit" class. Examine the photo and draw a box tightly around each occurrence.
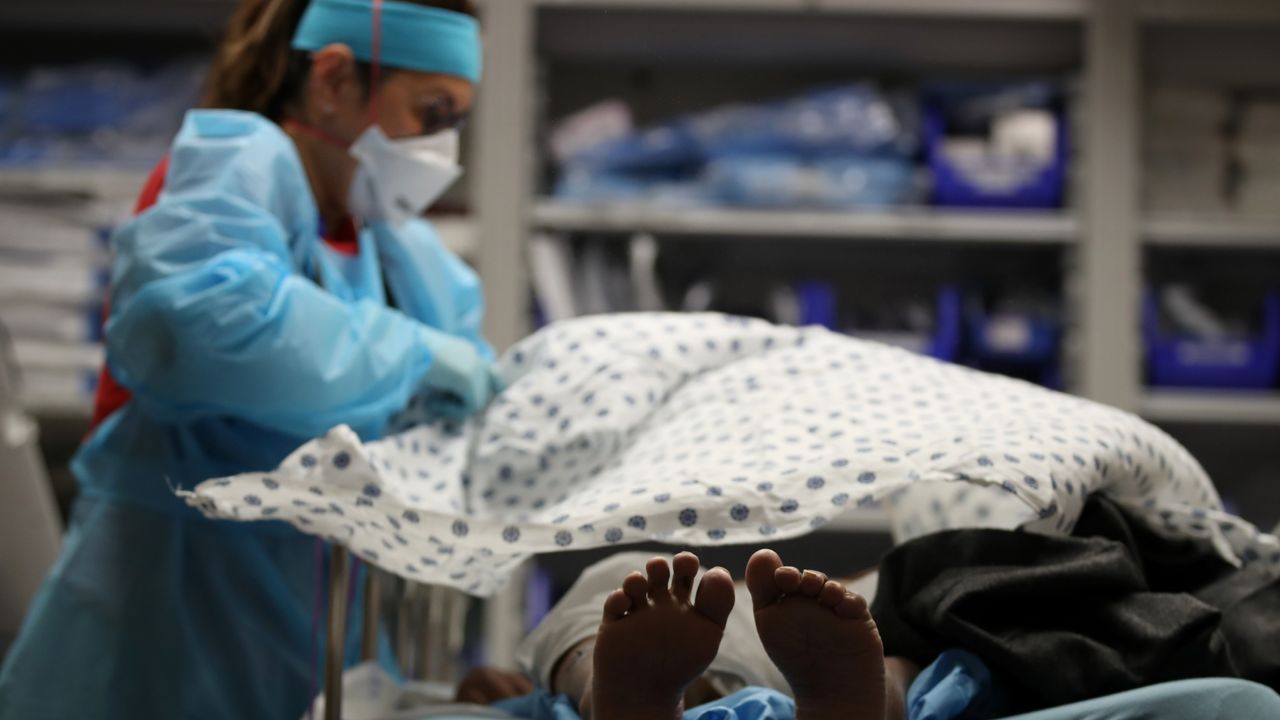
[1134,1,1280,428]
[472,2,1280,598]
[1142,391,1280,426]
[0,168,152,204]
[22,397,95,422]
[0,168,480,254]
[1145,216,1280,249]
[475,0,1119,395]
[534,0,1088,19]
[0,1,235,34]
[1137,0,1280,25]
[475,0,1280,430]
[533,201,1078,244]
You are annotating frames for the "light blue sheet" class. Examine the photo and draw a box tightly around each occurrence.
[998,678,1280,720]
[491,677,1280,720]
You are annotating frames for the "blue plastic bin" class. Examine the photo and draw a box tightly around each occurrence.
[924,83,1068,209]
[966,301,1061,387]
[927,287,964,362]
[970,314,1059,365]
[795,283,962,362]
[1144,290,1280,390]
[795,281,840,330]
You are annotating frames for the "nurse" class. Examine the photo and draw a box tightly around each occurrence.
[0,0,492,717]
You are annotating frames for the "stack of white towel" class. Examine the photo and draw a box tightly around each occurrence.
[1239,98,1280,217]
[1143,86,1230,215]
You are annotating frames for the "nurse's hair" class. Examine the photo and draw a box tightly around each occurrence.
[201,0,477,119]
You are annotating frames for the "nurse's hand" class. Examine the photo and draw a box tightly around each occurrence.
[420,330,499,418]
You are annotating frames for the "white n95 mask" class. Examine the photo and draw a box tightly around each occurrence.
[348,125,462,227]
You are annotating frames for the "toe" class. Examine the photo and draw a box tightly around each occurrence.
[745,549,785,610]
[693,567,736,628]
[622,571,650,609]
[646,557,672,603]
[798,570,828,597]
[834,591,870,619]
[671,551,700,603]
[602,589,632,621]
[774,565,803,594]
[819,580,846,608]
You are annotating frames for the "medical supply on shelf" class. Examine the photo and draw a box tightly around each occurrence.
[1145,288,1280,390]
[925,82,1068,209]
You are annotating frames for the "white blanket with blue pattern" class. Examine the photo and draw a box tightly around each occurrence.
[183,314,1278,595]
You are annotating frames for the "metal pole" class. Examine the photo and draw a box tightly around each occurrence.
[424,584,444,680]
[395,582,413,677]
[483,559,529,669]
[1080,0,1141,409]
[361,567,380,662]
[474,0,536,352]
[324,545,351,720]
[446,587,470,683]
[427,585,467,682]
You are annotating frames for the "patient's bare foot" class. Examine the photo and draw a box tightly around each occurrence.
[588,552,736,720]
[746,549,887,720]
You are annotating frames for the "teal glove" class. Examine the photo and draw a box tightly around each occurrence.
[420,329,500,419]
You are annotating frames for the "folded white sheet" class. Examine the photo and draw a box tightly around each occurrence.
[183,314,1279,595]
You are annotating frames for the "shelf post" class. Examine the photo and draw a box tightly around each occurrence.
[1079,0,1141,409]
[474,0,537,352]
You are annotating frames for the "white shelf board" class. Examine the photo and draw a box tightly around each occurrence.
[0,0,235,32]
[13,341,104,373]
[534,201,1077,244]
[23,396,94,422]
[430,216,479,258]
[538,0,808,10]
[1139,0,1280,25]
[0,171,480,256]
[822,507,892,533]
[0,167,152,204]
[818,0,1083,19]
[536,0,1085,20]
[1144,215,1280,249]
[1141,390,1280,425]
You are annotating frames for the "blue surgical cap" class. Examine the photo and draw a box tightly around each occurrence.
[291,0,482,83]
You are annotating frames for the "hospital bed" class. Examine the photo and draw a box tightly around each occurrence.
[178,313,1278,718]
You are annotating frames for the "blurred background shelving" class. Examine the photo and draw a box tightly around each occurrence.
[533,202,1079,243]
[1141,391,1280,425]
[469,0,1280,557]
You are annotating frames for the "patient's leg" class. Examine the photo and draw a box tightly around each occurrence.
[583,552,736,720]
[746,549,917,720]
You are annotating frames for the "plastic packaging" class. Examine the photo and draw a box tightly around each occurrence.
[1145,289,1280,390]
[553,83,921,210]
[706,154,919,209]
[2,59,205,169]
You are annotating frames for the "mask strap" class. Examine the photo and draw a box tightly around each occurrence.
[282,119,351,150]
[368,0,382,124]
